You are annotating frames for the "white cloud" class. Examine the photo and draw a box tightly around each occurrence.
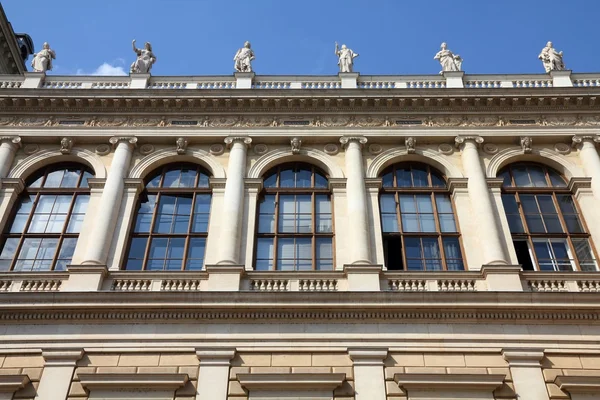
[76,62,127,76]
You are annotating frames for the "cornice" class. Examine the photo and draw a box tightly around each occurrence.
[0,291,600,324]
[237,372,345,391]
[78,373,189,390]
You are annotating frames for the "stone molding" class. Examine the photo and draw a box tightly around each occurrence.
[247,147,345,179]
[486,177,505,189]
[568,177,593,193]
[328,178,346,190]
[485,146,584,178]
[502,348,545,367]
[447,177,469,193]
[7,147,107,180]
[237,372,346,391]
[394,373,506,390]
[195,347,236,366]
[366,146,464,179]
[0,178,24,193]
[42,348,84,366]
[209,177,227,190]
[244,178,264,191]
[0,374,30,393]
[364,177,382,189]
[78,373,189,390]
[86,178,107,189]
[348,347,388,366]
[554,375,600,394]
[128,147,227,179]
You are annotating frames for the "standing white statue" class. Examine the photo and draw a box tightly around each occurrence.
[233,41,255,72]
[538,41,565,73]
[130,40,156,74]
[434,42,462,74]
[335,42,359,73]
[31,42,56,73]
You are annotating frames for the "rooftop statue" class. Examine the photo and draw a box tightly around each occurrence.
[234,41,255,73]
[538,41,565,73]
[130,40,156,74]
[434,42,462,74]
[335,42,359,73]
[31,42,56,73]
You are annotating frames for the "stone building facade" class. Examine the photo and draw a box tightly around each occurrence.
[0,65,600,400]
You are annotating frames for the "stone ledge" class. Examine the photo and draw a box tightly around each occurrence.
[78,372,189,390]
[394,373,505,390]
[0,374,30,393]
[237,372,345,391]
[554,375,600,393]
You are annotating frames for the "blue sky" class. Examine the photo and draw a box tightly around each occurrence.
[3,0,599,76]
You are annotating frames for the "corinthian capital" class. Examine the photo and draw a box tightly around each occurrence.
[224,136,252,148]
[109,136,138,148]
[339,136,368,149]
[454,135,484,149]
[572,135,600,148]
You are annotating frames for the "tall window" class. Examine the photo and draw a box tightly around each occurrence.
[500,163,597,271]
[380,163,465,271]
[0,164,93,271]
[255,163,333,271]
[123,164,211,271]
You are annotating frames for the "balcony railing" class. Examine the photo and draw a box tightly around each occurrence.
[2,71,593,91]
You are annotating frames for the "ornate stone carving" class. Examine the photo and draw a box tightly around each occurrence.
[335,42,359,73]
[434,42,462,73]
[538,41,565,72]
[455,136,484,148]
[234,41,255,72]
[209,144,225,156]
[339,136,367,149]
[109,137,138,148]
[290,137,302,154]
[572,135,600,148]
[253,144,268,155]
[23,144,39,155]
[130,40,156,74]
[84,116,98,127]
[438,143,454,155]
[405,137,416,154]
[368,144,383,155]
[520,137,533,154]
[31,42,56,72]
[95,144,111,156]
[554,143,571,155]
[324,143,339,155]
[97,117,130,127]
[131,117,164,127]
[139,144,155,155]
[224,137,252,148]
[482,143,499,155]
[0,136,21,149]
[271,117,280,127]
[176,138,188,155]
[0,117,17,126]
[60,137,73,155]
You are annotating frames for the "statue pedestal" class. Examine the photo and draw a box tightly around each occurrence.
[130,73,150,89]
[234,72,255,89]
[339,72,359,89]
[22,72,45,89]
[550,70,573,87]
[443,71,465,88]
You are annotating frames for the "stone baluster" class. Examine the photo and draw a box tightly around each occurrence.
[455,136,508,265]
[217,137,252,265]
[81,137,136,265]
[340,136,371,265]
[0,136,20,179]
[573,135,600,199]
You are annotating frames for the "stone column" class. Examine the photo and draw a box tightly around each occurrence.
[455,136,508,265]
[216,137,251,265]
[0,136,20,179]
[81,137,136,265]
[348,348,388,400]
[195,348,235,400]
[340,136,371,265]
[573,135,600,199]
[36,349,83,400]
[502,349,550,400]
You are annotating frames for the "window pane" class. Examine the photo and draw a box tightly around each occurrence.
[404,237,421,259]
[296,214,312,233]
[134,213,153,233]
[542,215,563,233]
[72,195,89,214]
[147,174,161,188]
[525,215,545,233]
[416,195,433,213]
[314,173,328,188]
[296,169,311,188]
[187,238,206,259]
[529,166,548,187]
[195,194,212,213]
[419,214,436,232]
[501,194,519,213]
[172,215,190,233]
[36,195,56,213]
[80,171,93,188]
[572,239,597,271]
[401,214,419,232]
[537,196,556,213]
[56,238,77,271]
[280,169,294,188]
[46,215,67,233]
[512,166,531,187]
[296,195,311,213]
[316,215,332,233]
[439,214,457,232]
[158,195,177,215]
[154,215,173,233]
[61,170,80,188]
[10,215,29,234]
[149,238,168,259]
[396,167,412,187]
[296,238,312,259]
[431,172,445,188]
[0,238,19,271]
[163,169,180,188]
[278,238,294,257]
[399,195,416,213]
[175,196,193,215]
[28,214,49,233]
[316,238,332,260]
[380,195,396,213]
[179,169,197,188]
[435,195,453,213]
[381,214,399,232]
[279,195,295,213]
[422,238,441,259]
[315,195,331,214]
[264,173,277,188]
[533,240,553,271]
[44,170,65,187]
[412,167,428,187]
[382,172,393,188]
[258,214,275,233]
[550,241,574,271]
[498,169,512,187]
[259,195,276,214]
[548,170,567,187]
[127,237,148,259]
[520,195,538,213]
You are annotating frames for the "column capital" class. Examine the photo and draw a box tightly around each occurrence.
[340,136,367,149]
[196,347,236,366]
[455,135,484,149]
[109,136,137,148]
[0,136,21,150]
[572,135,600,148]
[348,347,388,366]
[224,136,252,148]
[502,348,545,367]
[42,348,84,366]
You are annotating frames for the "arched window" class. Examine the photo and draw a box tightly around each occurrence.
[255,163,333,271]
[379,163,464,271]
[499,163,597,271]
[123,164,212,271]
[0,164,93,271]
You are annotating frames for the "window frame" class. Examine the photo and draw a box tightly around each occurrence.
[254,163,335,271]
[379,163,466,271]
[123,163,212,271]
[0,163,93,272]
[500,163,598,272]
